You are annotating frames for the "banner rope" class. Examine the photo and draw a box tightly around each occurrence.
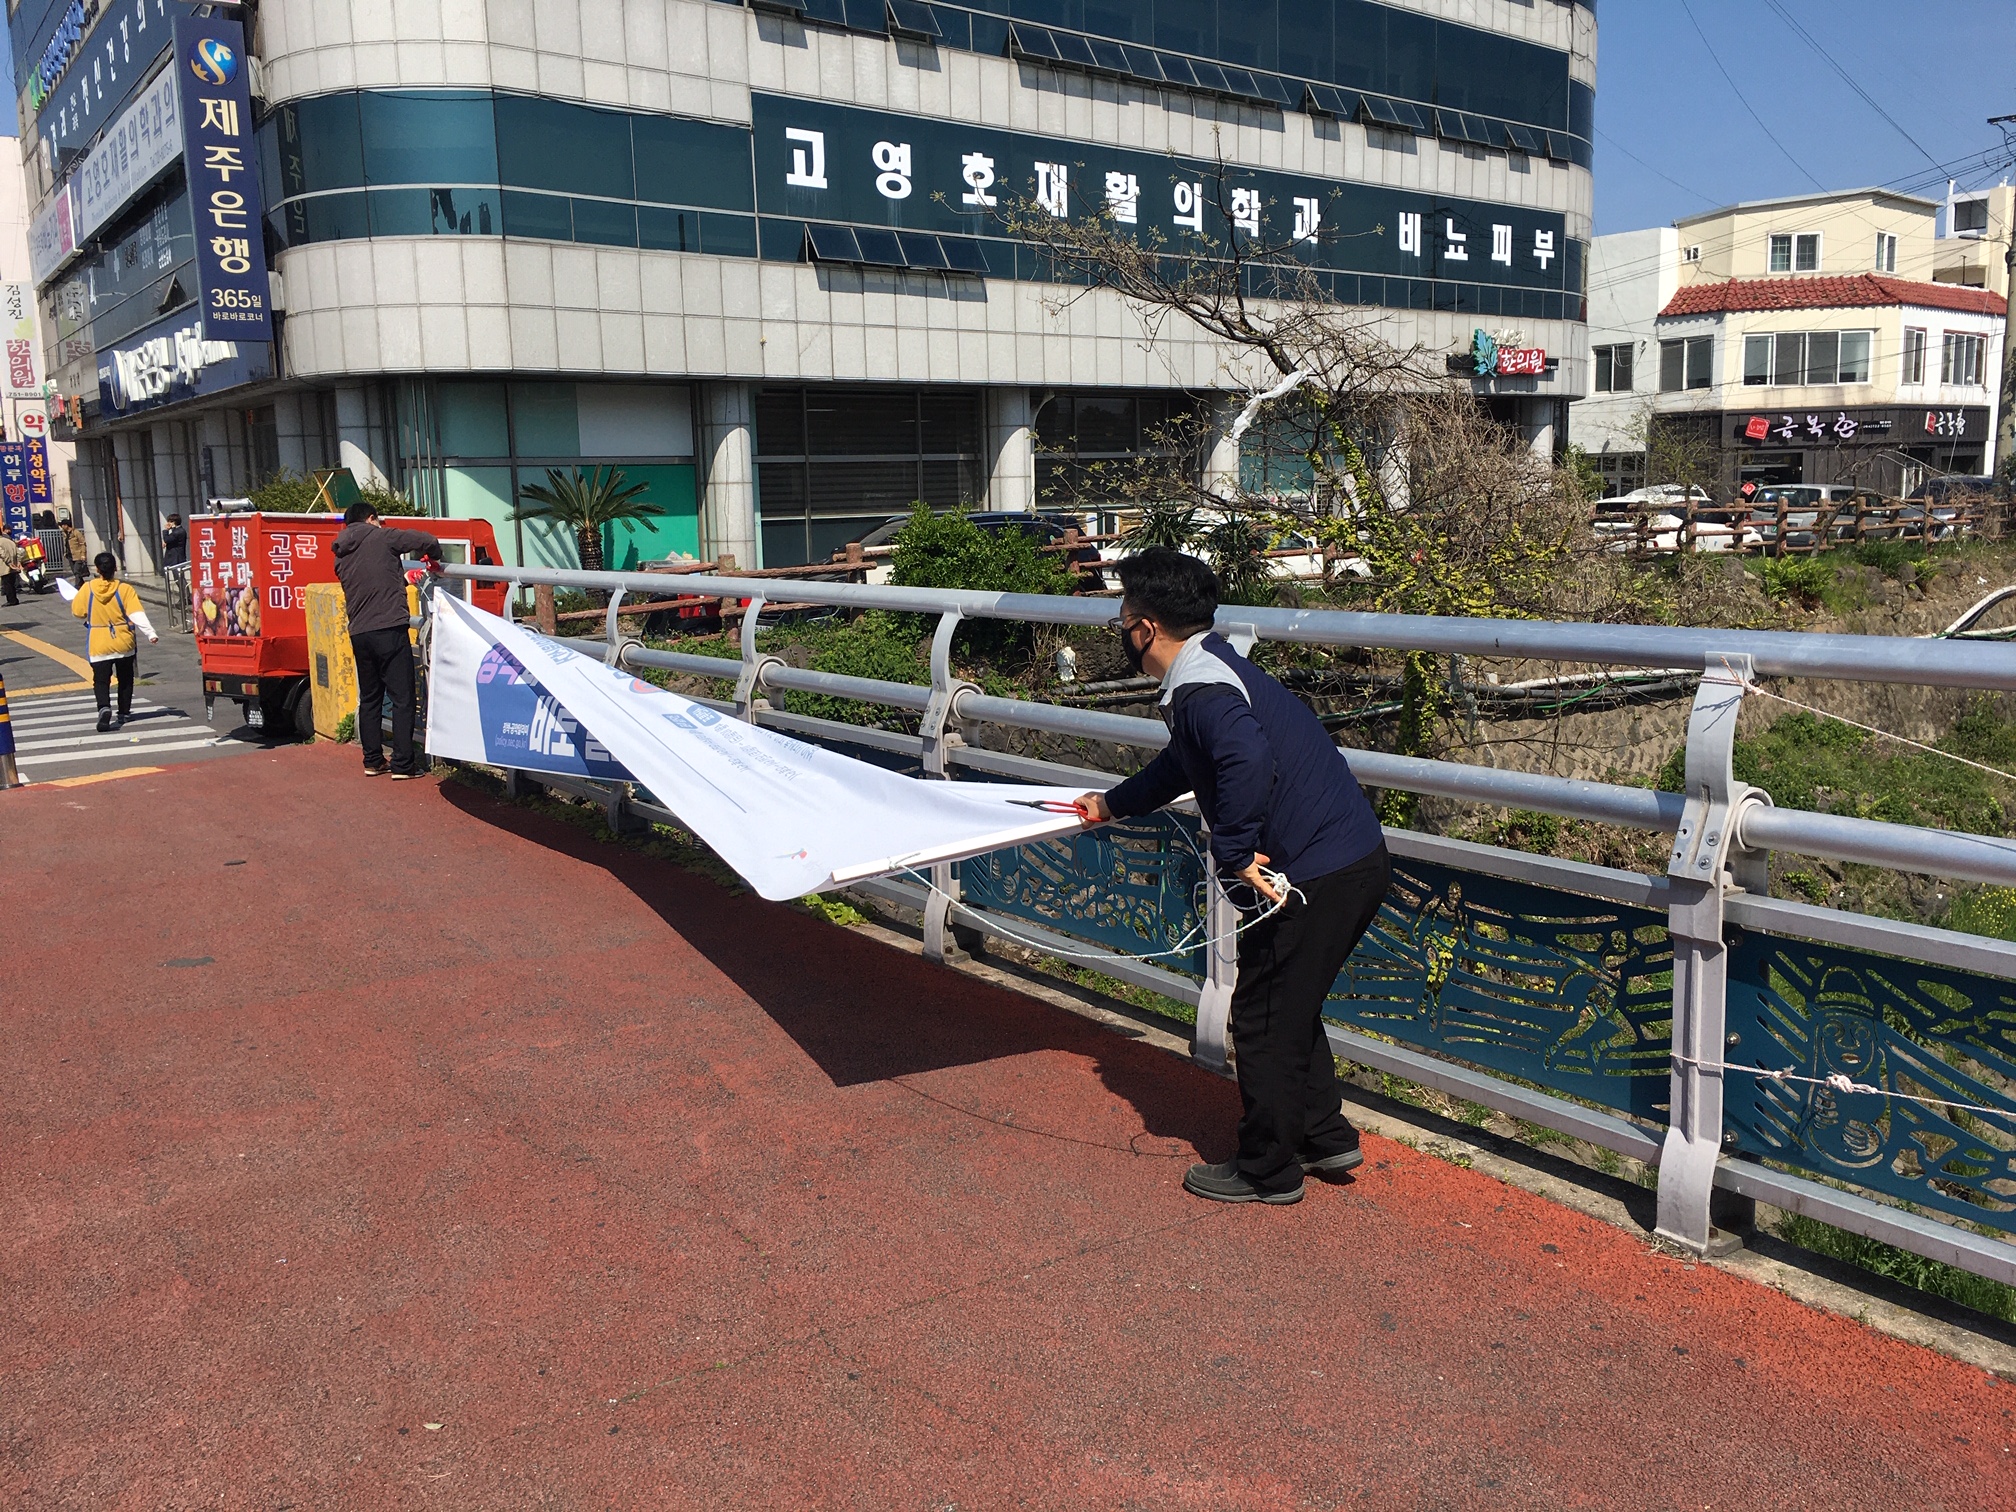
[1670,1052,2016,1125]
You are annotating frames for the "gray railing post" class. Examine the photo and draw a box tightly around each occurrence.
[1194,847,1237,1072]
[602,588,628,663]
[1657,653,1769,1255]
[733,595,780,722]
[921,610,980,962]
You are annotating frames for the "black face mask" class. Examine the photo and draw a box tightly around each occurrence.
[1120,620,1149,675]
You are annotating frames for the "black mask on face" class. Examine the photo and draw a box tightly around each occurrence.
[1120,618,1149,675]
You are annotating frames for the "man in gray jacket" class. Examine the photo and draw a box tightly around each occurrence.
[332,502,441,777]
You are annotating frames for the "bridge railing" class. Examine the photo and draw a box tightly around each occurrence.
[440,563,2016,1290]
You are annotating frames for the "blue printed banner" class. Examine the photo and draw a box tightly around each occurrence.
[24,439,52,509]
[173,14,270,341]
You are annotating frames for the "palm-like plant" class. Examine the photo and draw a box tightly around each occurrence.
[1120,500,1204,553]
[510,466,660,574]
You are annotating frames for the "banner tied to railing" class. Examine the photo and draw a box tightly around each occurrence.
[426,590,1094,901]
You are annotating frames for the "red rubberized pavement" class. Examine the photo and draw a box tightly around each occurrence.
[5,746,2013,1509]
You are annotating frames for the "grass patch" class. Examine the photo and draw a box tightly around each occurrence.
[799,893,869,927]
[1775,1211,2016,1322]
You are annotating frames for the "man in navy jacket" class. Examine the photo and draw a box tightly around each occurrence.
[1078,548,1391,1205]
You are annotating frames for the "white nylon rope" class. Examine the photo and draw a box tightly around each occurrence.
[1670,1052,2016,1125]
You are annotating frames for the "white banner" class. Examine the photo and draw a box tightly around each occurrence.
[73,62,183,242]
[426,591,1093,902]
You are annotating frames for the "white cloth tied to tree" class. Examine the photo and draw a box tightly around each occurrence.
[426,590,1093,901]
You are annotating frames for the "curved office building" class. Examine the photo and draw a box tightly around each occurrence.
[19,0,1594,572]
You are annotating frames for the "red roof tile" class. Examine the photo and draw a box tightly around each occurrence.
[1660,273,2006,319]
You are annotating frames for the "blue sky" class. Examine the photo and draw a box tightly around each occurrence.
[1595,0,2016,233]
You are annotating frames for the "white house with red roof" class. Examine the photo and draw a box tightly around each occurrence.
[1573,189,2007,499]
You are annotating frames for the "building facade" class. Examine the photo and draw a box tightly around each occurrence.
[1573,189,2008,499]
[15,0,1594,575]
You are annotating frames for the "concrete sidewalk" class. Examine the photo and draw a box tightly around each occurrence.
[4,746,2012,1509]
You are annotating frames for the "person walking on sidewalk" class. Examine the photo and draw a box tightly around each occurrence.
[73,552,158,732]
[1076,548,1392,1207]
[0,531,22,607]
[332,501,441,778]
[61,518,88,587]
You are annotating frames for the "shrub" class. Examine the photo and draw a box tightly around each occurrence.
[887,502,1077,658]
[1757,555,1835,607]
[779,611,928,726]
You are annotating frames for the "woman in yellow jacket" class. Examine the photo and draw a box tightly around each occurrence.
[73,552,158,732]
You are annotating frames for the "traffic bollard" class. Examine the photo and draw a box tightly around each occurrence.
[0,670,19,788]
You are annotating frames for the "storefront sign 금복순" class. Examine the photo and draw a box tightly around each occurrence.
[172,15,269,341]
[72,57,181,241]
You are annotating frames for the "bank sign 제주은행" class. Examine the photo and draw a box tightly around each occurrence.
[172,14,269,342]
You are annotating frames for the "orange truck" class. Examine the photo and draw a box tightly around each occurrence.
[192,512,507,735]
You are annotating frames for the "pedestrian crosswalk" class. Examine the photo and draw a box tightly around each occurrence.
[8,690,239,776]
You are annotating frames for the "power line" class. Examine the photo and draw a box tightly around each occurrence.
[1676,0,1828,194]
[1595,129,1721,211]
[1760,0,1946,176]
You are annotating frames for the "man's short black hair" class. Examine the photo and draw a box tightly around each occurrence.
[1116,547,1219,636]
[343,501,378,525]
[93,551,118,579]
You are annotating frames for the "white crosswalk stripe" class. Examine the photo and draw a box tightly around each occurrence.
[10,694,237,769]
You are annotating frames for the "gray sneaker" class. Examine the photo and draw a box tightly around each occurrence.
[1183,1160,1304,1205]
[1300,1146,1365,1177]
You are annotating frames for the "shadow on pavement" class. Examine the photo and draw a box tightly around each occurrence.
[436,776,1234,1160]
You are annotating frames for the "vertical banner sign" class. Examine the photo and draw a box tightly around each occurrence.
[0,443,29,538]
[173,15,271,342]
[2,283,39,397]
[24,439,52,509]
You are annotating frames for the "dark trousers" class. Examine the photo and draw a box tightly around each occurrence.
[92,655,135,719]
[1,570,16,606]
[351,628,417,772]
[1231,845,1393,1192]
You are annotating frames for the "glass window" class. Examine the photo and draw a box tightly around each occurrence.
[1744,334,1771,386]
[512,382,582,458]
[1839,330,1872,384]
[1795,233,1820,272]
[501,189,572,242]
[1768,234,1792,274]
[1659,339,1685,392]
[359,92,498,187]
[278,93,365,196]
[1902,327,1927,386]
[697,213,757,259]
[1943,332,1985,386]
[1954,198,1989,234]
[1874,232,1896,273]
[570,198,638,247]
[807,390,917,455]
[1152,0,1215,56]
[1594,345,1612,393]
[281,191,370,247]
[633,115,756,211]
[437,381,510,457]
[1806,330,1839,385]
[368,187,500,237]
[1684,335,1713,390]
[1772,332,1806,386]
[495,94,635,200]
[638,206,704,254]
[1272,0,1332,83]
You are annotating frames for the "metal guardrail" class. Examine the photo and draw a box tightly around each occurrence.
[447,563,2016,1289]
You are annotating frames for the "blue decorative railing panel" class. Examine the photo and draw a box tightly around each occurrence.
[1725,932,2016,1232]
[1327,860,1676,1124]
[960,812,1209,976]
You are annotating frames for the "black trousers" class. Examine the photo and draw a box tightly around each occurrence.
[1,569,16,606]
[92,656,135,719]
[1231,845,1393,1192]
[351,628,417,772]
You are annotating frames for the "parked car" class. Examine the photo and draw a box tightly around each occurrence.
[1746,485,1855,550]
[1593,487,1759,553]
[848,511,1103,585]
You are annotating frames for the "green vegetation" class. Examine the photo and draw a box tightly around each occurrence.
[1776,1211,2016,1322]
[799,893,869,927]
[249,469,421,516]
[512,465,660,575]
[1657,704,2016,837]
[333,711,355,743]
[1945,886,2016,942]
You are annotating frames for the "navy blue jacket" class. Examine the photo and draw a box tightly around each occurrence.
[1104,633,1383,882]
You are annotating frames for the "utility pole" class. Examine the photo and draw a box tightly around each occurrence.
[1991,115,2016,482]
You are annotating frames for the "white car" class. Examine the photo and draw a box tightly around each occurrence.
[1593,487,1760,553]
